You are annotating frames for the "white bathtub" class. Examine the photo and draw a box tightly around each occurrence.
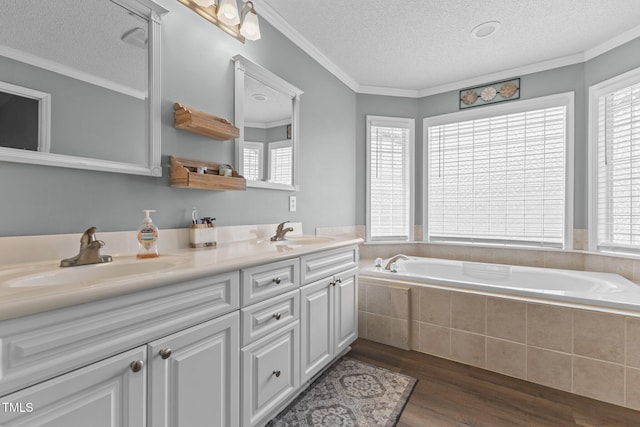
[360,256,640,312]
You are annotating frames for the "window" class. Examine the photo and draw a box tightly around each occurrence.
[268,140,292,185]
[589,68,640,254]
[366,116,415,242]
[425,93,574,248]
[243,141,263,181]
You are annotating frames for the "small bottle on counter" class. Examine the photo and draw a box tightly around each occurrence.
[137,210,160,259]
[190,215,217,248]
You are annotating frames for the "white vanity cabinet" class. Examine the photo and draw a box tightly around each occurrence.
[240,259,301,427]
[0,346,147,426]
[0,271,240,427]
[300,247,359,383]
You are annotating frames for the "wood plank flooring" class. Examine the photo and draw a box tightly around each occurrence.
[349,339,640,427]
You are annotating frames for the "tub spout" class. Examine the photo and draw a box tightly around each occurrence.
[385,254,409,271]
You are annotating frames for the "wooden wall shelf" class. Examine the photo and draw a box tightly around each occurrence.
[174,103,239,141]
[170,156,246,191]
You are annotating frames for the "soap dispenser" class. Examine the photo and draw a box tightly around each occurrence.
[137,210,159,259]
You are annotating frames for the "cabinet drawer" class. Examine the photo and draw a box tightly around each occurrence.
[241,289,299,346]
[300,246,358,285]
[241,258,299,306]
[0,271,239,396]
[241,321,299,427]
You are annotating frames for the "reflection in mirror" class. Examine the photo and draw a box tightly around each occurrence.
[234,55,303,191]
[0,0,166,176]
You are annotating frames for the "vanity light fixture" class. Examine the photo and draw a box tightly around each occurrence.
[177,0,261,43]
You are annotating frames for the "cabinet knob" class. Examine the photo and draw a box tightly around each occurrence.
[272,369,281,378]
[159,348,172,359]
[130,360,144,373]
[336,277,342,284]
[273,277,282,284]
[273,312,281,320]
[330,280,336,287]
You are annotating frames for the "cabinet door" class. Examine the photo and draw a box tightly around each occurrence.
[242,322,299,427]
[148,311,240,427]
[0,346,146,426]
[300,278,334,383]
[334,268,358,356]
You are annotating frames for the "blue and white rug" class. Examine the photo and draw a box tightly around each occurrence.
[267,356,417,426]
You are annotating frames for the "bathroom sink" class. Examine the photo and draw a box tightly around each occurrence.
[1,257,183,288]
[274,236,334,246]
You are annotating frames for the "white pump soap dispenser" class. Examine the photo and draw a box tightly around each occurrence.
[137,210,159,259]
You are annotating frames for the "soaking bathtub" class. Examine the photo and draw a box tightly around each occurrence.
[360,255,640,312]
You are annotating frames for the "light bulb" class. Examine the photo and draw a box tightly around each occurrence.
[240,9,261,40]
[217,0,240,26]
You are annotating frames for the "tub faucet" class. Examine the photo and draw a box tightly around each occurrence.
[60,227,113,267]
[271,221,294,241]
[385,254,409,271]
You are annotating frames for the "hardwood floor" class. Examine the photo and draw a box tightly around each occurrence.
[349,339,640,427]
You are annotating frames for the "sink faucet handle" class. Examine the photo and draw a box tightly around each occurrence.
[276,221,290,232]
[80,227,98,247]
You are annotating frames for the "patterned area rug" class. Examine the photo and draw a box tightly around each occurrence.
[267,356,417,426]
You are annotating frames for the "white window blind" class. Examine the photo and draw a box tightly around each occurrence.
[243,141,263,181]
[593,77,640,253]
[269,140,292,185]
[366,116,414,241]
[427,104,568,248]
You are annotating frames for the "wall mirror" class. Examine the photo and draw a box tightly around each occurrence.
[233,55,303,191]
[0,0,166,176]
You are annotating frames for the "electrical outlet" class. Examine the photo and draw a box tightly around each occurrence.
[289,196,297,212]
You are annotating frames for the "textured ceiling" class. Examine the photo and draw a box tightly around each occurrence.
[259,0,640,94]
[0,0,147,93]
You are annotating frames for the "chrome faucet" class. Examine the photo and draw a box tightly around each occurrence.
[385,254,409,271]
[60,227,113,267]
[270,221,294,241]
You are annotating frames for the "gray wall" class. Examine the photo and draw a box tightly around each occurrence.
[0,0,357,236]
[356,36,640,231]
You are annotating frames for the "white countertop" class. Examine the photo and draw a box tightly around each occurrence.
[0,235,362,321]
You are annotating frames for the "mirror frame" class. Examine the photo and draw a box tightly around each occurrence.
[0,0,166,177]
[233,55,303,191]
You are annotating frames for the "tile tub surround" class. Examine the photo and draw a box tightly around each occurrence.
[358,277,640,411]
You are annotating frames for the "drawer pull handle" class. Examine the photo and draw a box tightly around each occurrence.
[159,348,172,360]
[336,277,342,284]
[273,369,281,378]
[130,360,144,373]
[273,312,282,320]
[273,277,282,284]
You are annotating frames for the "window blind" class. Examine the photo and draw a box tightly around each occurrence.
[596,81,640,253]
[427,106,567,247]
[243,142,263,181]
[269,141,292,185]
[368,118,413,241]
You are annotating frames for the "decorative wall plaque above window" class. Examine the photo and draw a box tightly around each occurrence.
[459,78,520,109]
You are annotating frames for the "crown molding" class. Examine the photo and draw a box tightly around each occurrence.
[253,0,359,92]
[584,23,640,61]
[358,85,420,98]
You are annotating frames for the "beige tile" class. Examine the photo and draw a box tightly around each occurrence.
[527,304,572,352]
[451,293,486,334]
[490,248,520,265]
[487,298,526,343]
[451,330,485,368]
[389,318,410,350]
[573,229,588,251]
[585,255,634,280]
[389,286,410,320]
[366,313,390,345]
[419,322,451,358]
[410,321,421,350]
[633,261,640,285]
[626,367,640,410]
[357,282,367,312]
[468,247,495,264]
[573,310,624,363]
[627,318,640,368]
[409,285,421,322]
[358,310,367,338]
[543,252,584,270]
[573,356,624,406]
[584,254,606,272]
[486,338,526,379]
[419,287,451,327]
[527,347,572,392]
[516,250,546,268]
[367,284,390,316]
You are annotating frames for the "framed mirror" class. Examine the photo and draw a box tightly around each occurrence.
[233,55,303,191]
[0,0,166,176]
